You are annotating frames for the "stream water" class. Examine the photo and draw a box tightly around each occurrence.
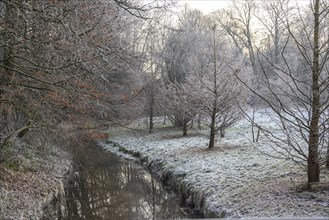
[46,145,202,219]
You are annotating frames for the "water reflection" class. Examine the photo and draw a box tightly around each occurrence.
[62,151,194,220]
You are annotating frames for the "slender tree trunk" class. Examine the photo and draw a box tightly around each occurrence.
[149,103,153,132]
[220,126,225,138]
[246,10,259,144]
[326,13,329,169]
[209,108,216,148]
[256,126,261,143]
[326,140,329,168]
[149,38,154,133]
[183,120,187,136]
[145,118,148,130]
[274,16,280,65]
[251,107,256,142]
[149,86,154,133]
[308,0,320,183]
[198,113,202,130]
[209,25,218,149]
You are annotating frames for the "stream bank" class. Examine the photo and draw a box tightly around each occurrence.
[102,126,329,218]
[102,140,222,218]
[0,138,72,219]
[0,137,202,219]
[56,144,202,219]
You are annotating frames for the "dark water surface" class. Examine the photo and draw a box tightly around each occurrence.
[50,145,202,220]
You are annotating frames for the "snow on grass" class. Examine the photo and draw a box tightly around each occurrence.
[102,115,329,218]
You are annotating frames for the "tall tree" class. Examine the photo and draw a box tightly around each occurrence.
[308,0,321,182]
[162,7,205,128]
[215,0,261,142]
[198,24,247,148]
[234,0,329,183]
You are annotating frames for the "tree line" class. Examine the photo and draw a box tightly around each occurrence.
[0,0,170,162]
[1,0,329,184]
[142,0,329,184]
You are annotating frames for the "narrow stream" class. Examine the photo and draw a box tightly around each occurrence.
[47,145,203,219]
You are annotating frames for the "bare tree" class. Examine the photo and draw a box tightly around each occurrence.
[215,0,262,142]
[162,79,201,136]
[0,0,167,161]
[197,25,247,148]
[234,0,329,183]
[256,0,289,66]
[162,7,205,128]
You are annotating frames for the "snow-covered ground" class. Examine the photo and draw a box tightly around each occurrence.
[102,114,329,218]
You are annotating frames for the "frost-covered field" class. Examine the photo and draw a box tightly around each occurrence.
[102,114,329,218]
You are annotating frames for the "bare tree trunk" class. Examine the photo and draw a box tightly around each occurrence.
[209,108,216,148]
[255,126,261,143]
[326,141,329,168]
[149,86,154,133]
[326,10,329,169]
[220,126,225,138]
[251,107,256,142]
[274,15,280,65]
[149,38,154,133]
[308,0,320,183]
[149,103,153,132]
[208,25,217,149]
[183,120,187,136]
[198,113,202,130]
[145,118,149,130]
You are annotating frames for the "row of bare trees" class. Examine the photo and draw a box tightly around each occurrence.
[1,0,328,185]
[140,0,329,184]
[221,0,329,183]
[142,7,248,149]
[0,0,172,160]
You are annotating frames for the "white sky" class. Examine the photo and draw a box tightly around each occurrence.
[179,0,231,13]
[178,0,311,14]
